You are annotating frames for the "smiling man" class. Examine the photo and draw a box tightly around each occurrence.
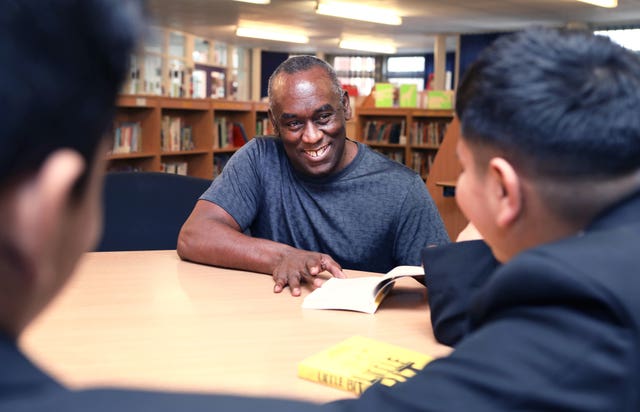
[178,56,448,296]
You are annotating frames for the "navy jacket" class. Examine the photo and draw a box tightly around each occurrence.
[338,189,640,411]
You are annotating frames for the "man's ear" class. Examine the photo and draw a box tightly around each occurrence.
[267,109,279,136]
[13,149,85,261]
[487,157,522,229]
[342,91,352,121]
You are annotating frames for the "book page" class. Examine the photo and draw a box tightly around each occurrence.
[302,265,424,314]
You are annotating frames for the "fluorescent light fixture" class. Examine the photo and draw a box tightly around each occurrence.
[339,39,397,54]
[575,0,617,7]
[236,27,309,44]
[316,1,402,25]
[233,0,271,4]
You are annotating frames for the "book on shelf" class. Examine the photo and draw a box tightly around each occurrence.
[256,117,274,136]
[410,120,448,145]
[112,121,141,154]
[412,152,436,179]
[302,265,424,314]
[161,161,188,176]
[373,83,395,108]
[426,90,454,109]
[232,122,248,147]
[161,116,194,152]
[215,116,240,148]
[298,335,433,395]
[399,84,418,108]
[362,120,405,144]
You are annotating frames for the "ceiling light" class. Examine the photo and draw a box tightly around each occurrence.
[316,1,402,25]
[233,0,271,4]
[339,39,397,54]
[236,27,309,44]
[575,0,617,7]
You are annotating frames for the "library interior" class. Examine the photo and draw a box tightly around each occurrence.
[109,0,640,239]
[8,0,640,410]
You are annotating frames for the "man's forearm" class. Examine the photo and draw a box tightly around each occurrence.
[177,222,297,275]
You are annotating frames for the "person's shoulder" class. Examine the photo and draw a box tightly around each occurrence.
[245,136,283,154]
[495,221,640,309]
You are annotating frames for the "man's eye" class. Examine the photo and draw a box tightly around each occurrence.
[286,120,303,129]
[316,113,333,123]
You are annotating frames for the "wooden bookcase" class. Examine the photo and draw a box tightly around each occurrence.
[108,95,269,179]
[355,107,454,181]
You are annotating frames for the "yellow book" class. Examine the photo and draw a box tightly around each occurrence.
[298,336,433,395]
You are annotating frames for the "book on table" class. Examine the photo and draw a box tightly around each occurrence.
[301,265,425,314]
[298,335,433,395]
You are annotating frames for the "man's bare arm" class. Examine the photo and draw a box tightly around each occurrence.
[177,200,345,296]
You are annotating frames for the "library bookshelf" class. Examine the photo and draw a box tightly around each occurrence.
[109,95,273,179]
[354,107,454,181]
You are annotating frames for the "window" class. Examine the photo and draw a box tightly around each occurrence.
[386,56,426,91]
[332,56,376,96]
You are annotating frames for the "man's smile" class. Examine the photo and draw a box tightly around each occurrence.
[303,144,330,160]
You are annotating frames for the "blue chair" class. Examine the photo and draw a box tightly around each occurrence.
[96,172,212,251]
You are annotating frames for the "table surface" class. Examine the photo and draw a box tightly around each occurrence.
[20,250,451,403]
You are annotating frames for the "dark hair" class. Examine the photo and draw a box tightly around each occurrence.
[456,27,640,178]
[267,55,344,109]
[0,0,144,194]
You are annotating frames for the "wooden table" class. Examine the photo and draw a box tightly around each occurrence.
[20,251,451,403]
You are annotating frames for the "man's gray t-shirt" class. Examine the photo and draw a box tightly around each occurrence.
[201,137,449,273]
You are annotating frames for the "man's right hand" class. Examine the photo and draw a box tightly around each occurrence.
[272,251,346,297]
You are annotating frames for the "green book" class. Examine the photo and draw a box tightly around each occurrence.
[426,90,454,109]
[374,83,395,108]
[399,84,417,108]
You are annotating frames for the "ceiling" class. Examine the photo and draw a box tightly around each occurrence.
[147,0,640,54]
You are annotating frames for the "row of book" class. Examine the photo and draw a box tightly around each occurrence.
[362,120,407,145]
[373,148,405,165]
[113,117,273,154]
[410,121,449,146]
[411,152,436,178]
[255,117,275,136]
[161,116,195,152]
[215,117,248,148]
[112,121,142,154]
[161,161,188,176]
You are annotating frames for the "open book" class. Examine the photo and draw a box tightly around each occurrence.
[301,265,424,314]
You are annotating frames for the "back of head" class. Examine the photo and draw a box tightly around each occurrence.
[0,0,144,192]
[267,55,343,107]
[456,27,640,180]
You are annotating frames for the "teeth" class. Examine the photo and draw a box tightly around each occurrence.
[306,145,328,158]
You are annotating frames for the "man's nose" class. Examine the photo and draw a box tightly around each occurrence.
[301,120,323,144]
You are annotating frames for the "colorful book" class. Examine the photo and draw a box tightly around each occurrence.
[301,265,424,314]
[399,84,417,108]
[298,335,433,395]
[373,83,395,108]
[426,90,454,109]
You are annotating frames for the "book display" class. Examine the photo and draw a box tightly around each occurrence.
[355,107,453,181]
[109,96,266,179]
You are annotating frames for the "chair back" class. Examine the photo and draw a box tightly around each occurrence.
[96,172,211,251]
